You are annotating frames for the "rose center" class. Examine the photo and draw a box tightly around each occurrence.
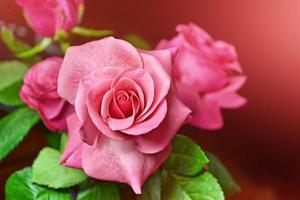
[116,91,129,103]
[114,91,133,118]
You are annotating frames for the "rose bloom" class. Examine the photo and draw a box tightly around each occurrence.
[157,23,247,130]
[20,57,74,132]
[16,0,84,37]
[58,37,191,193]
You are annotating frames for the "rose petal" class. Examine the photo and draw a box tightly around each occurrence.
[19,86,38,108]
[24,57,62,88]
[222,76,247,92]
[111,93,126,118]
[86,88,128,140]
[81,116,101,145]
[39,99,66,120]
[44,102,74,132]
[107,91,140,131]
[101,90,114,121]
[136,53,171,122]
[122,99,167,135]
[112,76,145,113]
[207,93,247,109]
[60,113,83,169]
[58,37,143,103]
[175,82,198,113]
[205,76,247,108]
[81,134,171,194]
[74,67,123,122]
[156,34,185,50]
[76,79,111,123]
[174,46,229,92]
[76,80,127,143]
[53,0,78,32]
[112,69,153,112]
[176,23,213,49]
[190,97,224,130]
[133,94,191,154]
[107,115,135,131]
[74,0,85,6]
[213,41,243,73]
[140,48,176,76]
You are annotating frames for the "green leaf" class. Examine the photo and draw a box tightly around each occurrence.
[5,167,71,200]
[164,135,209,176]
[207,153,241,197]
[0,107,40,161]
[124,34,151,50]
[0,81,24,106]
[78,181,120,200]
[32,147,87,189]
[1,26,41,64]
[0,60,28,91]
[16,38,52,58]
[72,26,114,37]
[137,171,162,200]
[162,171,224,200]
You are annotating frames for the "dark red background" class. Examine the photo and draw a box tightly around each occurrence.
[1,0,300,199]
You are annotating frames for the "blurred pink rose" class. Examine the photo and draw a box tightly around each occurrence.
[157,23,247,130]
[16,0,84,37]
[58,37,191,193]
[20,57,74,132]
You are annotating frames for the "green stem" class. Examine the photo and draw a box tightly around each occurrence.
[72,26,114,37]
[60,42,70,54]
[16,38,52,58]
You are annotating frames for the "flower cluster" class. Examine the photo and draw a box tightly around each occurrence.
[2,0,246,196]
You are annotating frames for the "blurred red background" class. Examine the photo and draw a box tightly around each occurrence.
[0,0,300,199]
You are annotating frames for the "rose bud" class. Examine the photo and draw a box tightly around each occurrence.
[16,0,84,37]
[20,57,74,132]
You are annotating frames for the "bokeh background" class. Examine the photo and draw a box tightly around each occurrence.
[0,0,300,199]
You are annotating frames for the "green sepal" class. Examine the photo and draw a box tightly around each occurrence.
[124,34,151,50]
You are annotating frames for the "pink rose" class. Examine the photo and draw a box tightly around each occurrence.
[20,57,74,132]
[16,0,84,37]
[58,37,191,193]
[157,23,247,130]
